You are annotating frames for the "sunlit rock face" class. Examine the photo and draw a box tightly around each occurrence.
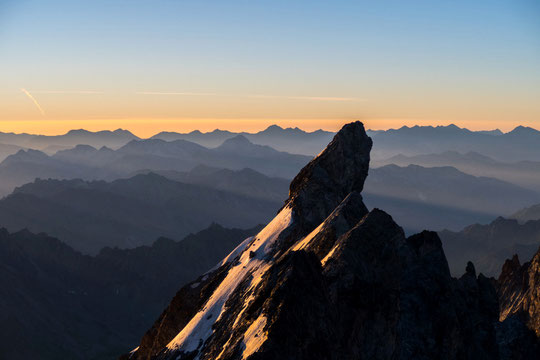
[498,250,540,339]
[125,121,538,360]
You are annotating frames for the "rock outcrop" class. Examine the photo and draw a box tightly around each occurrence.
[126,121,539,360]
[498,250,540,336]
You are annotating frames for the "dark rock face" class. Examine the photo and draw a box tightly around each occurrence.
[498,250,540,337]
[287,121,372,232]
[0,224,260,360]
[126,121,539,360]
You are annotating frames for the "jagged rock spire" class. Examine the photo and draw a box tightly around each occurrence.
[286,121,372,231]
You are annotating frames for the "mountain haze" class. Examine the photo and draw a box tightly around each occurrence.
[0,137,310,196]
[0,174,279,253]
[374,151,540,192]
[363,164,540,232]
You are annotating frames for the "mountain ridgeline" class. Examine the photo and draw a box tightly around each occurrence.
[125,122,540,360]
[0,172,280,254]
[0,224,262,360]
[0,135,311,196]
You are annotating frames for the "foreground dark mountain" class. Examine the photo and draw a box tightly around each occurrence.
[126,122,538,360]
[374,151,540,192]
[439,217,540,276]
[0,136,310,195]
[363,164,540,233]
[151,125,335,156]
[0,224,260,360]
[0,174,278,254]
[368,124,540,162]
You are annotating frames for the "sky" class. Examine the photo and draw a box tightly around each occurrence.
[1,0,539,136]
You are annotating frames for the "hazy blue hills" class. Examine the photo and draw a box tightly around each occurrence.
[151,124,335,155]
[0,128,138,154]
[0,224,260,360]
[363,164,540,232]
[374,151,540,192]
[0,124,539,162]
[368,124,540,161]
[439,217,540,276]
[1,124,539,163]
[133,165,289,203]
[3,162,534,254]
[0,173,279,254]
[0,136,310,196]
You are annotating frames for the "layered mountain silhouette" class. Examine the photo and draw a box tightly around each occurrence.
[126,122,539,360]
[0,128,138,154]
[368,124,540,162]
[375,151,540,192]
[133,166,289,203]
[0,173,279,254]
[439,217,540,276]
[151,125,335,156]
[363,164,540,233]
[0,224,261,360]
[0,137,310,196]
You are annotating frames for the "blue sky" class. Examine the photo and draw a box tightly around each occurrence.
[0,0,539,135]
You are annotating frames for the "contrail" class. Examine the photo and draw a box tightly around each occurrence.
[20,88,45,116]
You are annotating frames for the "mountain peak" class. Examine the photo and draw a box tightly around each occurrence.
[66,129,91,135]
[219,135,253,148]
[508,125,540,135]
[112,128,137,138]
[287,121,372,228]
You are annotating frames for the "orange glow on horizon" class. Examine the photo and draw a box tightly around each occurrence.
[0,117,535,138]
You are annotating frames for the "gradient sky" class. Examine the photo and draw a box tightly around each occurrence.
[1,0,539,136]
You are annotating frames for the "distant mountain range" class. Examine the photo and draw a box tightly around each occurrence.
[0,128,138,154]
[133,165,289,203]
[0,125,332,159]
[363,164,540,233]
[368,124,540,161]
[0,224,260,360]
[3,160,536,253]
[151,124,335,155]
[374,151,540,192]
[2,123,538,161]
[0,136,310,196]
[0,173,279,254]
[440,217,540,277]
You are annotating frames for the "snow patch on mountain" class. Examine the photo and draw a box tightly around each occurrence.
[165,207,293,358]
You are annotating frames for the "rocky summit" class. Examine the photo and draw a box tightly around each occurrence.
[498,249,540,341]
[124,121,540,360]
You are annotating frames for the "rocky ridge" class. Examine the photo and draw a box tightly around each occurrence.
[125,121,540,360]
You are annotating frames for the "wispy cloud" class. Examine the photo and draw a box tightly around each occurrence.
[137,91,366,102]
[246,95,365,102]
[30,90,104,94]
[20,88,45,116]
[136,91,218,96]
